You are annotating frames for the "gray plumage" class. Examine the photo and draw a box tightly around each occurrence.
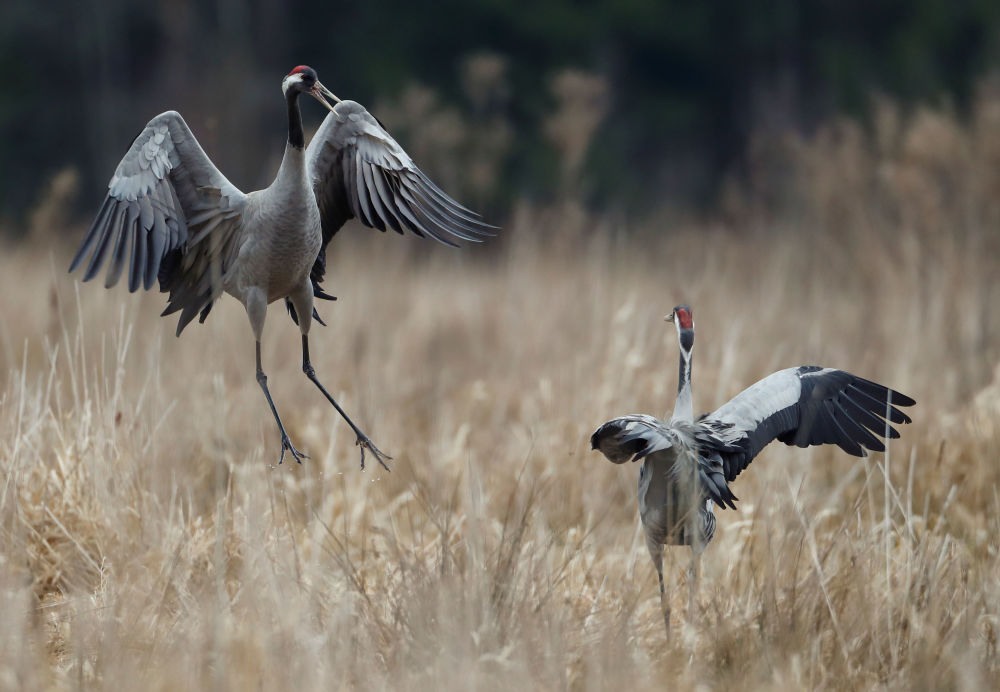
[590,304,915,633]
[69,65,495,468]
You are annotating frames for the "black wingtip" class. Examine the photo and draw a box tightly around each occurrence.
[888,390,917,408]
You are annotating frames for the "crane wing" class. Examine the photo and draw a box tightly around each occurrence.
[69,111,248,335]
[304,100,495,287]
[703,366,915,481]
[590,414,740,510]
[590,414,677,464]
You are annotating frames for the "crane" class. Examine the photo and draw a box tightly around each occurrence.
[69,65,494,469]
[590,304,914,634]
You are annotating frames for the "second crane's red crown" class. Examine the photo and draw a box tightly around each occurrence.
[674,306,693,330]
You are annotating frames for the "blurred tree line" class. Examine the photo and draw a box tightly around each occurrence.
[1,0,998,230]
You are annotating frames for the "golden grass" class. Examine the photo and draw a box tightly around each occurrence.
[2,100,1000,690]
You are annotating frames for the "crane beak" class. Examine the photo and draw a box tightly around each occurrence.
[311,81,341,112]
[665,312,675,322]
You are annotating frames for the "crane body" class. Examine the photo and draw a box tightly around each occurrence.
[591,305,914,634]
[70,66,494,468]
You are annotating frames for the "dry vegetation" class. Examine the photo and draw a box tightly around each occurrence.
[2,81,1000,690]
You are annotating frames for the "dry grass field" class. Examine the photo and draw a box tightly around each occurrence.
[2,97,1000,690]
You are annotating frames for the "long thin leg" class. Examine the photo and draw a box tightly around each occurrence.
[256,341,307,464]
[648,543,670,638]
[687,550,701,621]
[687,502,712,622]
[658,567,671,637]
[301,335,391,470]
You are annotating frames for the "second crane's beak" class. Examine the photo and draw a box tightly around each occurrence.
[311,81,341,112]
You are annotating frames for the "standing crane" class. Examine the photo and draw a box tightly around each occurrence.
[590,304,914,634]
[69,65,494,469]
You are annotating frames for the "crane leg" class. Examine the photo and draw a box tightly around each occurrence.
[658,567,671,637]
[648,544,670,638]
[301,335,392,470]
[687,551,701,621]
[256,340,307,465]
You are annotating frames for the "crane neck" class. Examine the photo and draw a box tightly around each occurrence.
[271,95,310,202]
[672,331,694,422]
[286,89,305,149]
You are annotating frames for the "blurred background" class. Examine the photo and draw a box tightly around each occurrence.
[2,0,1000,232]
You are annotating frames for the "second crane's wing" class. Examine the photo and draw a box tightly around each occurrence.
[590,414,676,464]
[702,366,915,481]
[305,100,495,287]
[590,414,739,509]
[69,111,247,335]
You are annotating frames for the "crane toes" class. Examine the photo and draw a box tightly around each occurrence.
[356,434,392,471]
[278,435,309,465]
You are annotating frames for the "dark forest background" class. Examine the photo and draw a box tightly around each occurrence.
[2,0,999,230]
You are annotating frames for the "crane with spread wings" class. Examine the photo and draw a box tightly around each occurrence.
[70,65,495,468]
[591,305,914,634]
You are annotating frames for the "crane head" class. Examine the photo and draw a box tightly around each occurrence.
[282,65,340,112]
[666,304,694,351]
[666,305,693,329]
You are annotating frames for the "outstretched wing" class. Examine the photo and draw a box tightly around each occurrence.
[591,414,740,510]
[590,414,679,464]
[703,366,916,481]
[69,111,247,335]
[304,100,495,287]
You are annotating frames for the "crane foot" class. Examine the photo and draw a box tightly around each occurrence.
[278,435,309,465]
[356,434,392,471]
